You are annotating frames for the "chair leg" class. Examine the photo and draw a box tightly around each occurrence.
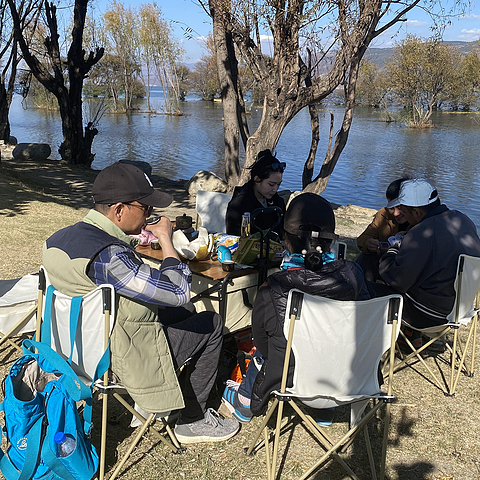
[450,322,476,395]
[291,402,358,479]
[470,316,478,375]
[379,402,392,480]
[112,392,180,454]
[109,413,156,480]
[363,425,377,480]
[270,400,286,478]
[245,398,279,456]
[394,330,449,395]
[99,388,108,480]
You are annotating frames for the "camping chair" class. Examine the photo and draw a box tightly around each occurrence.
[0,273,39,357]
[392,254,480,396]
[245,290,402,480]
[37,267,183,480]
[195,190,232,233]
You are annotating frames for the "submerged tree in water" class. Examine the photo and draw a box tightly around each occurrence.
[8,0,104,166]
[386,35,461,127]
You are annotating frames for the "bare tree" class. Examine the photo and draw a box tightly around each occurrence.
[203,0,454,192]
[8,0,104,166]
[0,0,41,143]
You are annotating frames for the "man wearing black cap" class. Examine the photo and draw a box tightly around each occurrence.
[43,162,239,444]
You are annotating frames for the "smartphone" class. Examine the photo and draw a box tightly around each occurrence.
[146,216,161,225]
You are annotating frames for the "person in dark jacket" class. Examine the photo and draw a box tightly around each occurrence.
[379,179,480,330]
[222,193,370,422]
[356,177,410,281]
[225,149,286,237]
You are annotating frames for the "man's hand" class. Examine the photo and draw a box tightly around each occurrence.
[146,216,173,239]
[365,238,380,253]
[145,217,180,260]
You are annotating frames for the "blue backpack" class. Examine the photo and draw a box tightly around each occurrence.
[0,338,103,480]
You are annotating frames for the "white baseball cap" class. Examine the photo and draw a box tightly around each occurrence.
[386,179,439,208]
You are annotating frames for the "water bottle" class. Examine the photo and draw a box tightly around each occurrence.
[54,431,76,458]
[241,212,251,238]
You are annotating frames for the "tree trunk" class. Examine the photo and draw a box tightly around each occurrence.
[210,0,242,190]
[0,84,11,142]
[304,59,361,194]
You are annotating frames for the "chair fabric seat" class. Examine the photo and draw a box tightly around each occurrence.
[0,274,38,335]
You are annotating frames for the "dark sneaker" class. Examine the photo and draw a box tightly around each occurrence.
[398,327,422,354]
[314,407,336,427]
[222,382,253,423]
[423,335,447,354]
[174,408,239,444]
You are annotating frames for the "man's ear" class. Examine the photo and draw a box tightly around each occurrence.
[106,203,123,222]
[412,207,425,222]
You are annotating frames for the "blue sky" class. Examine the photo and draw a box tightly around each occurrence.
[93,0,480,63]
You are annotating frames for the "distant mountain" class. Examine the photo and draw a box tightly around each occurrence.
[364,40,478,68]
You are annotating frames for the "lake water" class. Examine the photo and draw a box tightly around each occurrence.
[8,93,480,228]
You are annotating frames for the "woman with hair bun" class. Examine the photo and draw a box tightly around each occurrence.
[222,193,370,424]
[225,149,286,237]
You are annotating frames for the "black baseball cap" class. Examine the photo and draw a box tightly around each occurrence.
[284,193,338,240]
[92,162,173,207]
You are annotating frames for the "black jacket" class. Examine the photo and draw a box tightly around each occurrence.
[251,260,370,415]
[380,205,480,326]
[225,181,286,236]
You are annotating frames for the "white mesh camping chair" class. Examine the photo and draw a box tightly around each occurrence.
[0,274,39,356]
[245,290,402,480]
[38,267,184,480]
[195,190,232,233]
[393,254,480,396]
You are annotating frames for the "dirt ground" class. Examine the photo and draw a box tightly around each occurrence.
[1,145,479,480]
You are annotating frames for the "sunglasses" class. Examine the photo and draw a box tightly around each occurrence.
[124,203,153,216]
[269,162,286,173]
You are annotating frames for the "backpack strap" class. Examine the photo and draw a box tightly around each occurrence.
[0,414,44,480]
[41,284,55,344]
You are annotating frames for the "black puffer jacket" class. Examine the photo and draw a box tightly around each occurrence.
[251,260,370,415]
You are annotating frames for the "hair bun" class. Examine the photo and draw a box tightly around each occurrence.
[304,250,323,272]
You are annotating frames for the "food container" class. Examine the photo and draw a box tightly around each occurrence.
[222,260,235,272]
[151,240,161,250]
[176,214,193,230]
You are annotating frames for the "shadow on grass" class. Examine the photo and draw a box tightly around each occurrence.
[0,160,195,217]
[393,461,435,479]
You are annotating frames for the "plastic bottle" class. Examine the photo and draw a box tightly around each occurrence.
[241,212,251,238]
[54,432,76,458]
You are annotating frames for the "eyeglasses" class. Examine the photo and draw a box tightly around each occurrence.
[124,203,153,216]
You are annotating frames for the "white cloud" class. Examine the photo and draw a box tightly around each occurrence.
[458,28,480,41]
[405,20,428,27]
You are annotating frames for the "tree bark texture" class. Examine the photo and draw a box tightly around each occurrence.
[209,0,246,189]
